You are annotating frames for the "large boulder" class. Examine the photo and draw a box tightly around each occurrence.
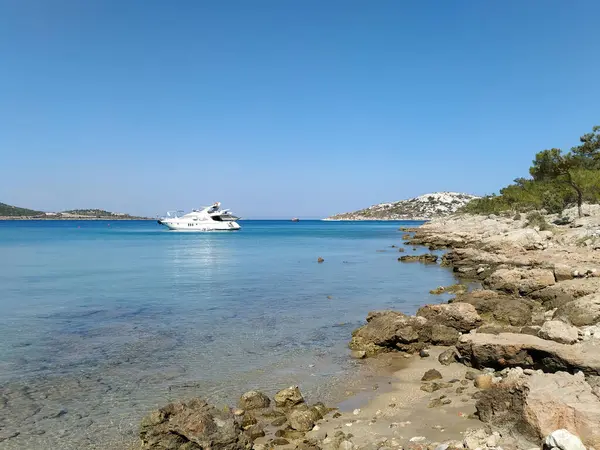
[457,332,600,375]
[531,279,600,310]
[452,290,539,326]
[538,320,579,345]
[349,311,427,354]
[139,398,252,450]
[238,391,270,410]
[544,429,586,450]
[476,372,600,448]
[416,302,482,332]
[484,268,555,295]
[553,294,600,327]
[287,407,321,432]
[274,386,304,408]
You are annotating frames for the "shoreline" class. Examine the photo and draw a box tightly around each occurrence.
[136,204,600,450]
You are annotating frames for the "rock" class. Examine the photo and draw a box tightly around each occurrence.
[271,417,287,427]
[421,369,442,381]
[482,227,546,251]
[419,349,430,358]
[317,257,324,263]
[139,398,252,450]
[538,321,579,344]
[428,397,452,408]
[420,383,441,393]
[287,408,321,432]
[554,294,600,327]
[245,425,266,441]
[491,299,534,326]
[544,429,586,450]
[416,303,482,333]
[398,254,438,264]
[457,332,600,374]
[474,375,493,389]
[484,268,555,295]
[272,438,290,446]
[241,414,258,429]
[349,311,428,354]
[350,350,366,359]
[426,324,461,345]
[239,391,271,410]
[531,278,600,310]
[465,371,478,380]
[339,440,354,450]
[476,371,600,447]
[463,428,489,450]
[312,403,329,418]
[275,386,305,408]
[555,264,575,282]
[438,347,459,366]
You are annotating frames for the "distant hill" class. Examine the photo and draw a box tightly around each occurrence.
[0,202,43,217]
[325,192,479,221]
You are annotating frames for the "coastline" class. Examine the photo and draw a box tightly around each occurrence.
[135,205,600,450]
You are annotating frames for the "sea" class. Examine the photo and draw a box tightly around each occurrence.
[0,220,458,449]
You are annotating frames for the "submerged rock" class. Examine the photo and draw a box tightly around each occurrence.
[398,254,438,264]
[139,398,252,450]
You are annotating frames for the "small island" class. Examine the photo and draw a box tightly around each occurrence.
[0,203,150,220]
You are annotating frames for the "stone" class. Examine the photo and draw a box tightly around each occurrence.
[474,375,493,389]
[287,408,321,432]
[456,332,600,374]
[421,369,442,381]
[241,414,258,429]
[476,371,600,447]
[272,438,290,446]
[317,257,324,263]
[544,429,586,450]
[419,349,430,358]
[538,320,579,345]
[420,383,441,393]
[245,425,266,440]
[484,268,555,295]
[555,264,575,282]
[416,303,482,333]
[339,440,354,450]
[398,254,438,264]
[350,350,366,359]
[139,398,252,450]
[271,417,287,427]
[463,428,489,450]
[275,386,305,408]
[438,347,459,366]
[239,391,271,410]
[554,294,600,327]
[427,324,461,346]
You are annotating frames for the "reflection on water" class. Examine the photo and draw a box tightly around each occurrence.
[0,220,457,449]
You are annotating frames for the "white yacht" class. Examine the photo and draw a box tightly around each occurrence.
[158,202,241,231]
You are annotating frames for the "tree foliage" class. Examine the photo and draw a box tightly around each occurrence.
[464,125,600,216]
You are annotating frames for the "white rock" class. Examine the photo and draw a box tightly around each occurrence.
[539,321,579,345]
[486,431,501,447]
[544,429,586,450]
[352,408,360,415]
[409,436,427,443]
[339,440,354,450]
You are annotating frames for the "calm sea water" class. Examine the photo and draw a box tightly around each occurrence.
[0,220,457,449]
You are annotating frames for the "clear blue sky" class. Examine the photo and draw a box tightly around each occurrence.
[1,1,599,218]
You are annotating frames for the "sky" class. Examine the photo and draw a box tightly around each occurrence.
[1,1,599,218]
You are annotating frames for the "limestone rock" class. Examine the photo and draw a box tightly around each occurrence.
[139,398,252,450]
[438,347,459,366]
[476,372,600,448]
[553,294,600,327]
[421,369,443,381]
[239,391,271,410]
[544,429,586,450]
[274,386,305,408]
[538,321,579,345]
[398,254,438,264]
[532,279,600,310]
[416,302,482,333]
[484,268,555,295]
[474,374,493,389]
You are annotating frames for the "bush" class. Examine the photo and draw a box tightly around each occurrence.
[524,211,551,231]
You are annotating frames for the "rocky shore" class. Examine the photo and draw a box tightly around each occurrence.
[136,204,600,450]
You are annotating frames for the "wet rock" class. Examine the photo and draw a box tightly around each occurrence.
[553,293,600,327]
[239,391,271,410]
[398,254,438,264]
[288,408,321,432]
[311,403,329,418]
[275,386,305,408]
[544,429,586,450]
[419,349,430,358]
[538,320,579,344]
[416,303,482,332]
[484,268,555,295]
[438,347,459,366]
[139,398,252,450]
[421,369,442,381]
[350,350,366,359]
[245,425,266,440]
[242,414,258,429]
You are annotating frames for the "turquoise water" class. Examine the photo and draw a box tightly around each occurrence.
[0,220,457,449]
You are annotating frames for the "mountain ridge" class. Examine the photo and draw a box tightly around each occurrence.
[324,192,479,221]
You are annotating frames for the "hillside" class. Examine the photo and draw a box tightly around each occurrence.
[325,192,479,221]
[0,202,44,217]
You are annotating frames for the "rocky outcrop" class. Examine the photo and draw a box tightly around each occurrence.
[530,278,600,310]
[457,333,600,375]
[139,398,252,450]
[416,303,482,332]
[476,371,600,448]
[483,268,555,295]
[553,294,600,327]
[325,192,479,221]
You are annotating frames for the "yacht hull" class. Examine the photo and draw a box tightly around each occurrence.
[158,220,241,231]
